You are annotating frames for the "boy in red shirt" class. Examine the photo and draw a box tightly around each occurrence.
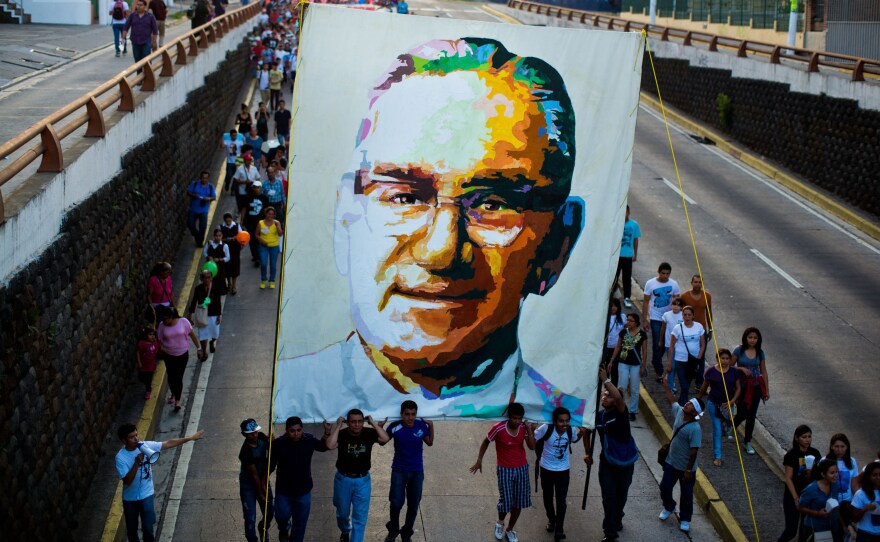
[470,403,536,542]
[136,326,159,399]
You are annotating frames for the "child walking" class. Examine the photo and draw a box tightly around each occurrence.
[137,326,159,399]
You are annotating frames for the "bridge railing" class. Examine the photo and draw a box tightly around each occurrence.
[507,0,880,83]
[0,2,262,224]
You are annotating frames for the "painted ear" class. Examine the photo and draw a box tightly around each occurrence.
[333,173,361,276]
[525,196,584,296]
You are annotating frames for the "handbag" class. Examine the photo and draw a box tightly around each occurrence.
[657,420,695,466]
[192,284,211,328]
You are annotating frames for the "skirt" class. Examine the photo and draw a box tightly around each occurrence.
[197,316,220,341]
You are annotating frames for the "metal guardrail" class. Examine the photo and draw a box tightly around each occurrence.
[0,2,261,224]
[507,0,880,83]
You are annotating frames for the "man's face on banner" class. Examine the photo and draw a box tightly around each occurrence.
[338,70,573,365]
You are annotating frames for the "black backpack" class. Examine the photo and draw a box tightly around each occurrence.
[534,425,573,491]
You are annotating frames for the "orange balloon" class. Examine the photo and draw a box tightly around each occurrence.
[236,231,251,245]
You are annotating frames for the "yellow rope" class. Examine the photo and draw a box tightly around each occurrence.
[642,28,761,541]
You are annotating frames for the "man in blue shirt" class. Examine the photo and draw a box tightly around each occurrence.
[615,205,640,308]
[186,170,216,247]
[270,417,332,542]
[658,377,702,533]
[381,401,434,542]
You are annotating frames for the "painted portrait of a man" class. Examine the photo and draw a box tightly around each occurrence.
[274,6,643,425]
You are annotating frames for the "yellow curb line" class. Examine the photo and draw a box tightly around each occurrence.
[638,92,880,242]
[481,4,525,25]
[100,77,257,542]
[640,385,750,542]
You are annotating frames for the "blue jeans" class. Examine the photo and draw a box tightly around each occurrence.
[659,462,696,521]
[387,468,424,538]
[122,497,156,542]
[187,211,208,245]
[617,363,641,414]
[650,320,665,376]
[259,244,279,282]
[112,24,127,54]
[275,492,311,542]
[240,477,274,542]
[277,133,288,146]
[131,42,152,74]
[333,472,371,542]
[674,360,692,405]
[706,400,723,460]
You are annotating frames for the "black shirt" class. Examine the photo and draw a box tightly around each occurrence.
[270,433,328,496]
[595,408,632,461]
[274,109,291,134]
[238,433,270,480]
[245,193,269,221]
[336,428,379,476]
[783,446,822,495]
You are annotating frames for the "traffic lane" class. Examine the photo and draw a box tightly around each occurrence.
[408,0,498,21]
[629,124,878,457]
[634,106,880,326]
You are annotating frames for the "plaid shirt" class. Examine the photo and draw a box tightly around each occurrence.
[263,177,286,205]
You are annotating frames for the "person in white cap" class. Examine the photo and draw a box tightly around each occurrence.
[239,418,274,542]
[658,376,703,533]
[243,181,269,268]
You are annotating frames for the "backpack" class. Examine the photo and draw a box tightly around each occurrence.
[112,1,124,20]
[534,425,573,492]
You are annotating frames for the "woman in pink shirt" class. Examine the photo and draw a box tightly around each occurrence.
[148,262,175,307]
[157,306,201,411]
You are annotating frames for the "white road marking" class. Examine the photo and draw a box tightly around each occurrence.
[662,177,697,205]
[639,104,880,256]
[158,301,224,541]
[750,249,803,289]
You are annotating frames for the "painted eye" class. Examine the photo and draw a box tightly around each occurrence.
[389,193,422,205]
[478,199,509,212]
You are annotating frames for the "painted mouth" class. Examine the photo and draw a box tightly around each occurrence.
[393,283,485,302]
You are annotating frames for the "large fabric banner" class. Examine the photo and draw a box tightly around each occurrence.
[273,5,643,426]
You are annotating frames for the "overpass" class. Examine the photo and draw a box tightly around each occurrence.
[1,1,878,541]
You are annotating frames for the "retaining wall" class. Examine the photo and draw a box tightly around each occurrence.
[0,40,250,542]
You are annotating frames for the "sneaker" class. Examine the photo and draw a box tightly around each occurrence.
[340,533,350,542]
[506,530,518,542]
[383,534,396,542]
[269,281,275,289]
[679,520,690,532]
[628,412,636,421]
[260,281,267,289]
[623,298,633,308]
[494,522,505,540]
[659,508,675,521]
[744,442,755,455]
[115,52,120,57]
[554,533,566,541]
[727,428,734,441]
[545,522,555,533]
[144,391,151,399]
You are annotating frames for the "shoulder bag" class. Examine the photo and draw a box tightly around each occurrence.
[192,284,211,328]
[657,419,695,466]
[678,323,702,380]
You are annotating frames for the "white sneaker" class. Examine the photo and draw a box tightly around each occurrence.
[679,520,690,532]
[623,298,633,308]
[659,508,675,521]
[506,530,518,542]
[494,523,504,540]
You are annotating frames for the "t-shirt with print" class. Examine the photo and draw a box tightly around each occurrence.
[238,433,271,481]
[534,424,580,472]
[616,328,646,366]
[822,456,859,502]
[661,309,683,346]
[644,277,681,321]
[245,193,269,220]
[386,419,430,471]
[116,441,161,501]
[852,488,880,534]
[667,402,700,471]
[223,134,244,164]
[487,421,527,469]
[670,322,704,363]
[782,446,822,495]
[620,218,640,258]
[336,428,379,475]
[137,340,158,372]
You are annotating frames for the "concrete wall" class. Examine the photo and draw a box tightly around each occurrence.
[21,0,92,24]
[0,36,251,542]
